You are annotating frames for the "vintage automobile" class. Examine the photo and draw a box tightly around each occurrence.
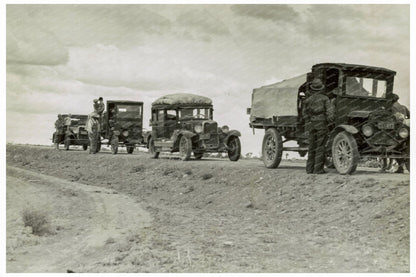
[148,93,241,161]
[100,100,145,154]
[248,63,410,174]
[52,114,89,151]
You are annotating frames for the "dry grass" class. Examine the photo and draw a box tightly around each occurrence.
[21,208,51,236]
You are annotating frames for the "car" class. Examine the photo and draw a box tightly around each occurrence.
[100,100,146,154]
[248,63,410,174]
[148,93,241,161]
[52,114,89,151]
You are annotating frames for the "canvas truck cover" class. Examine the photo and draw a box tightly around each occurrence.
[152,93,212,107]
[250,74,306,121]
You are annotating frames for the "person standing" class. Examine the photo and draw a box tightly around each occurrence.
[94,97,105,125]
[303,79,334,174]
[86,112,101,154]
[391,93,410,173]
[54,114,64,149]
[64,114,72,131]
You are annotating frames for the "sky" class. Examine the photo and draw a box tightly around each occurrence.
[5,3,410,157]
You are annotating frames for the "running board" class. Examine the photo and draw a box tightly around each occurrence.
[282,147,308,151]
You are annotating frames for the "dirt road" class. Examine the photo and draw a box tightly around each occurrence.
[5,144,410,272]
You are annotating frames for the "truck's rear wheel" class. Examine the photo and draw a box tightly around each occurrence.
[193,152,203,160]
[127,146,134,154]
[332,131,359,174]
[227,136,241,161]
[179,136,192,161]
[149,138,159,159]
[262,128,282,168]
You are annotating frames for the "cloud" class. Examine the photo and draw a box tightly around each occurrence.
[175,8,230,39]
[231,4,300,23]
[7,18,69,66]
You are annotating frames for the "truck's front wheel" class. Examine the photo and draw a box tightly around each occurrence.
[227,136,241,161]
[179,136,192,161]
[262,128,282,168]
[332,131,359,174]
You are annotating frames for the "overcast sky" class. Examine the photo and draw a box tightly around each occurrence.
[6,4,410,156]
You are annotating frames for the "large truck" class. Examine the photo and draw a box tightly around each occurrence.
[248,63,410,174]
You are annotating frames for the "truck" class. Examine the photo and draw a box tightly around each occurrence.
[248,63,410,174]
[52,114,90,151]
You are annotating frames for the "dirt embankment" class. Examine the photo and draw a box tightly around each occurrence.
[5,144,410,273]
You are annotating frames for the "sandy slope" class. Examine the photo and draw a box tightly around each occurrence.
[5,144,410,272]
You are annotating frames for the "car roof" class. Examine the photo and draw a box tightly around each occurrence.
[107,100,143,105]
[312,63,396,75]
[152,93,212,107]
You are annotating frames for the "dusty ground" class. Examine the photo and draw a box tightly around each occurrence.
[5,144,410,273]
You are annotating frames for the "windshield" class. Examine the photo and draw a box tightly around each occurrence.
[345,76,387,98]
[114,104,142,119]
[179,108,211,120]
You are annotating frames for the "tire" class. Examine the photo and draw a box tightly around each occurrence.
[405,159,410,172]
[194,152,204,160]
[82,144,88,151]
[227,136,241,161]
[179,136,192,161]
[96,139,101,153]
[262,128,283,168]
[64,136,71,151]
[127,146,134,154]
[111,137,119,155]
[149,138,159,159]
[332,131,359,175]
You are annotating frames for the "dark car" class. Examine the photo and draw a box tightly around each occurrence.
[248,63,410,174]
[101,100,145,154]
[52,114,89,150]
[148,93,241,161]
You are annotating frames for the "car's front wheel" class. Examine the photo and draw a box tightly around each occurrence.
[148,138,159,159]
[227,136,241,161]
[262,128,282,168]
[179,136,192,161]
[332,131,359,174]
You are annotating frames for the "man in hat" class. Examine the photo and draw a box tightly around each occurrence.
[86,112,101,154]
[54,114,64,149]
[303,78,334,174]
[94,97,105,126]
[64,114,72,131]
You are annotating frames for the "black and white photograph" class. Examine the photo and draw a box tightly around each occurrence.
[2,1,413,274]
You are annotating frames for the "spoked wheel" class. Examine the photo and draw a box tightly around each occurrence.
[148,138,159,159]
[227,136,241,161]
[179,136,192,161]
[262,128,283,168]
[332,131,359,175]
[194,152,204,160]
[127,146,134,154]
[111,137,119,155]
[64,136,71,151]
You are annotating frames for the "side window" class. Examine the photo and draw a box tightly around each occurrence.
[166,110,177,120]
[325,68,339,94]
[157,110,164,122]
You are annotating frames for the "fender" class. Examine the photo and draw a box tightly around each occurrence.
[225,130,241,143]
[172,130,196,146]
[329,125,359,143]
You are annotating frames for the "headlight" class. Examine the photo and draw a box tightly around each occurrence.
[362,124,373,137]
[122,130,129,137]
[398,127,409,138]
[114,130,120,136]
[194,124,203,133]
[221,125,229,133]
